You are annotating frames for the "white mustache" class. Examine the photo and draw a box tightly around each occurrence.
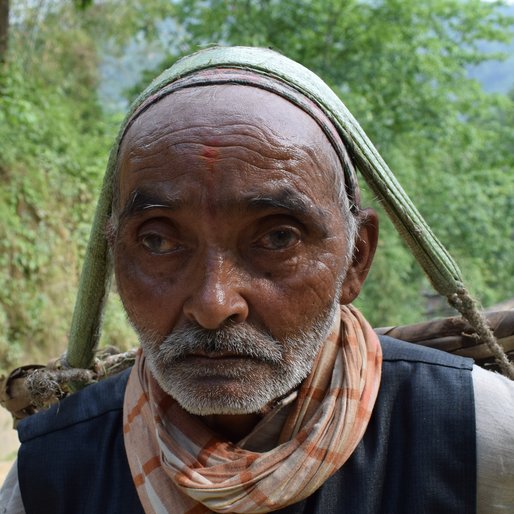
[156,323,284,364]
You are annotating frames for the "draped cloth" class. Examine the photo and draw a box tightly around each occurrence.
[123,305,382,513]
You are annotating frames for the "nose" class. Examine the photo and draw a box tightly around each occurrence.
[183,252,249,329]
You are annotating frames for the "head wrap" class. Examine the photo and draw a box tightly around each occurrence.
[118,67,361,211]
[66,46,470,369]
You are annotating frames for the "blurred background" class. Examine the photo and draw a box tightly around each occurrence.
[0,0,513,375]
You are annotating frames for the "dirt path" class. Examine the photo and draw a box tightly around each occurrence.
[0,407,20,484]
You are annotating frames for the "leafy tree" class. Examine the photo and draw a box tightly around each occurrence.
[0,1,136,371]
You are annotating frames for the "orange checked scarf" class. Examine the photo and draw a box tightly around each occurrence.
[123,305,382,513]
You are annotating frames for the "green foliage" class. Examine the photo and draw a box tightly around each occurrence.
[73,0,93,9]
[0,2,131,371]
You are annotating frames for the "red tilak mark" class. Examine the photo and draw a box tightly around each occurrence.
[201,146,219,173]
[202,146,219,159]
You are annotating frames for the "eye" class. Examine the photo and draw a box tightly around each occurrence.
[255,228,301,250]
[140,233,180,254]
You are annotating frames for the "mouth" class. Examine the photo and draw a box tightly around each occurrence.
[187,351,252,361]
[180,353,261,377]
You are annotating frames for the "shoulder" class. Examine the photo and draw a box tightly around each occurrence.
[321,336,478,511]
[16,368,143,514]
[18,367,131,443]
[378,334,474,370]
[374,335,475,437]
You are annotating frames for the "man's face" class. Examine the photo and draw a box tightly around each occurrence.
[113,85,368,415]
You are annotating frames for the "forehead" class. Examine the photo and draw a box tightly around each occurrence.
[117,85,343,211]
[122,84,338,149]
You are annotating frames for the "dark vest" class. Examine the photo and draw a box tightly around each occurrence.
[18,337,476,513]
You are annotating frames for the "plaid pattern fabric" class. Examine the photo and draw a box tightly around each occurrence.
[123,305,382,513]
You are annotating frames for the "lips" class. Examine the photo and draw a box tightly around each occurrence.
[182,353,259,372]
[188,351,251,360]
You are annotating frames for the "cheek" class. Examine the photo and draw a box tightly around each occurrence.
[114,243,182,334]
[256,249,343,336]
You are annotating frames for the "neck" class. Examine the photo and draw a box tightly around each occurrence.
[202,412,262,442]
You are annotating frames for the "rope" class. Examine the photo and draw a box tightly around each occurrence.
[448,289,514,379]
[26,349,136,408]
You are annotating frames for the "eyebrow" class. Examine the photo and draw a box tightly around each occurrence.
[246,193,330,236]
[118,187,330,234]
[245,192,324,217]
[118,190,184,224]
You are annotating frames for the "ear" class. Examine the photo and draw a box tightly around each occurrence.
[339,208,379,305]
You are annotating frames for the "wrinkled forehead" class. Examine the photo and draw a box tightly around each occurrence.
[116,69,360,210]
[120,84,338,161]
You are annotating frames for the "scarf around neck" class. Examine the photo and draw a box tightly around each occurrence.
[123,305,382,513]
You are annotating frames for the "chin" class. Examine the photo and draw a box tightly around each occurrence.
[175,395,269,416]
[151,361,308,416]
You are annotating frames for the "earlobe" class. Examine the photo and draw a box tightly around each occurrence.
[339,208,379,305]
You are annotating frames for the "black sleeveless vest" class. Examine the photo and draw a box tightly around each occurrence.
[17,337,476,513]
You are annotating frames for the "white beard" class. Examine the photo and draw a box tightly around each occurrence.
[137,296,341,416]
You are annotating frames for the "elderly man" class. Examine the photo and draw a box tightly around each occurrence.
[1,47,513,513]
